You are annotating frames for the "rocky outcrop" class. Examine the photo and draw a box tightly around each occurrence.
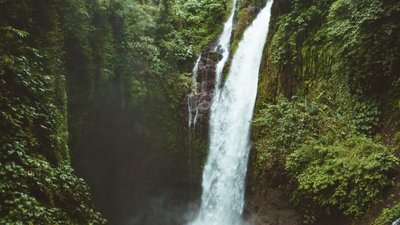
[185,52,222,135]
[246,188,302,225]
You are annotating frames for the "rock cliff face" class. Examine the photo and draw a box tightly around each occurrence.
[185,52,222,135]
[248,0,400,224]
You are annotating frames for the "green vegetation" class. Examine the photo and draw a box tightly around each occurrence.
[288,137,397,221]
[0,157,105,224]
[0,0,231,223]
[373,203,400,225]
[253,97,399,223]
[253,0,400,223]
[259,0,400,104]
[172,0,230,52]
[0,1,104,223]
[1,0,399,224]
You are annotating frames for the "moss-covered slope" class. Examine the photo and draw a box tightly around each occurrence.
[251,0,400,224]
[0,1,105,223]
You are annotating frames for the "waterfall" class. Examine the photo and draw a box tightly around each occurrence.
[393,218,400,225]
[214,0,238,88]
[188,0,237,129]
[188,56,202,128]
[189,1,273,225]
[192,56,202,88]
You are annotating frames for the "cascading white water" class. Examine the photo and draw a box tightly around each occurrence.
[214,0,238,88]
[188,56,202,128]
[188,0,237,129]
[192,56,202,88]
[190,1,273,225]
[393,217,400,225]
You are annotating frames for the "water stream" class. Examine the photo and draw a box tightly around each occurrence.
[188,0,238,129]
[189,1,274,225]
[213,0,238,88]
[188,56,202,128]
[393,217,400,225]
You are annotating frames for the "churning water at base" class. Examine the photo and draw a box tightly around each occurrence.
[189,1,273,225]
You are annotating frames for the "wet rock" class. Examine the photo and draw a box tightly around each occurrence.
[183,51,222,135]
[245,188,302,225]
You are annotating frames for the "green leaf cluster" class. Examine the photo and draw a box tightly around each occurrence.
[0,19,105,224]
[267,0,400,98]
[171,0,229,52]
[0,147,105,224]
[287,137,398,222]
[252,97,399,223]
[373,203,400,225]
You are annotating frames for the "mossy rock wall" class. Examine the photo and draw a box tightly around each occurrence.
[250,0,400,224]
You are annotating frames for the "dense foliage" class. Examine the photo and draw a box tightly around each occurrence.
[0,0,232,223]
[373,203,400,225]
[0,0,105,223]
[259,0,400,116]
[64,1,232,223]
[253,0,400,223]
[253,97,399,223]
[288,137,397,221]
[172,0,230,52]
[2,0,400,224]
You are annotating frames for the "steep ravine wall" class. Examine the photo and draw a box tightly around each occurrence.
[0,1,105,223]
[248,0,400,224]
[242,2,303,225]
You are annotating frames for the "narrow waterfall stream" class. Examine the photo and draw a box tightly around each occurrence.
[188,0,238,129]
[188,56,202,128]
[190,1,273,225]
[213,0,238,88]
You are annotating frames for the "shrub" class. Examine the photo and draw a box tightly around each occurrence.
[253,96,352,179]
[0,143,106,224]
[252,97,399,222]
[286,136,399,222]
